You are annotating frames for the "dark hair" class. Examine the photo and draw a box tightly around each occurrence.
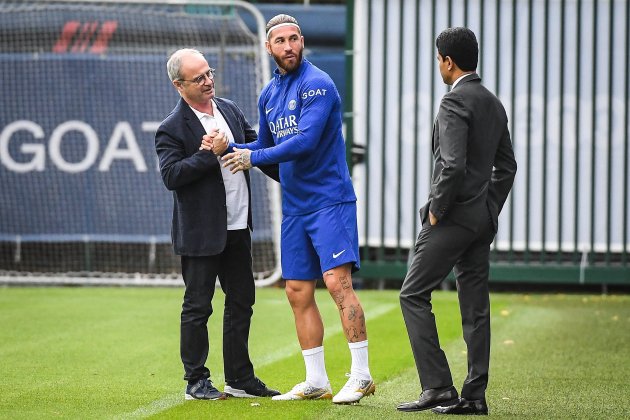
[435,27,478,71]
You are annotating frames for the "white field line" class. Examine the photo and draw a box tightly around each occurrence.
[119,302,398,419]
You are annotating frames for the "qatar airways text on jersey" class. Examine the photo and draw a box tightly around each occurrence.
[268,114,298,138]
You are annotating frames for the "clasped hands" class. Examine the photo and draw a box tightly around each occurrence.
[199,128,228,155]
[198,128,251,174]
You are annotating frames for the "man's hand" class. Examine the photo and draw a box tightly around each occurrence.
[210,129,229,155]
[199,129,229,156]
[429,211,438,226]
[199,134,213,152]
[222,147,252,173]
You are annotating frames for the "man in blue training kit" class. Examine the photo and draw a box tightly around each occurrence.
[220,14,375,404]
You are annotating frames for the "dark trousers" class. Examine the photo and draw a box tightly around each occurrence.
[400,210,495,400]
[180,229,255,385]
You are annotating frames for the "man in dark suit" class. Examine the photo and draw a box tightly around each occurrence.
[397,28,517,415]
[155,48,280,401]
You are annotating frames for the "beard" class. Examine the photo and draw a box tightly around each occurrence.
[273,48,303,74]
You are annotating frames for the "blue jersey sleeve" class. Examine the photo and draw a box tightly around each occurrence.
[250,76,335,166]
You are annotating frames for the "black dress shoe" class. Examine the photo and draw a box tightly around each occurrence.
[432,397,488,415]
[224,377,281,398]
[185,378,227,400]
[396,386,459,412]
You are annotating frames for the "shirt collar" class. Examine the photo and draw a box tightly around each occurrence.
[452,72,474,88]
[189,100,217,120]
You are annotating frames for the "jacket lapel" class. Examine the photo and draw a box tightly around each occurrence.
[179,98,207,146]
[214,98,243,145]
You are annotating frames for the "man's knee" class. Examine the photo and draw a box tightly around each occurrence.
[399,283,433,310]
[182,290,213,322]
[324,272,360,315]
[285,281,314,307]
[323,264,353,290]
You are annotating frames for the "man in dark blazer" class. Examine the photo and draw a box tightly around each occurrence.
[155,48,280,401]
[397,28,517,415]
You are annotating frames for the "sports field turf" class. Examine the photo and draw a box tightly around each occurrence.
[0,286,628,419]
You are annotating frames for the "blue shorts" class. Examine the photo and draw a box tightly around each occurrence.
[281,202,360,280]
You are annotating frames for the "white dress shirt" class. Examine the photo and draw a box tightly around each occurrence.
[190,101,249,230]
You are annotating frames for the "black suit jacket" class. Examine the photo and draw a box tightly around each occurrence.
[422,74,517,232]
[155,97,279,256]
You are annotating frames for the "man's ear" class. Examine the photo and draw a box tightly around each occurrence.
[446,56,454,71]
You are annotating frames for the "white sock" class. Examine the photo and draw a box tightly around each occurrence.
[348,340,371,380]
[302,346,329,388]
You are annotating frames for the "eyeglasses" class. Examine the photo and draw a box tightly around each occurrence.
[179,68,215,85]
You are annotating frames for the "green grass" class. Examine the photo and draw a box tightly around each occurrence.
[0,287,628,419]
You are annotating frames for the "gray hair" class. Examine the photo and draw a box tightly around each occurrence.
[166,48,204,81]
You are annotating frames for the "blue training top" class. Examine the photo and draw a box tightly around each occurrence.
[236,58,356,216]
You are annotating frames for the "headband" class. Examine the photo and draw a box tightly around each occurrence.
[266,22,301,39]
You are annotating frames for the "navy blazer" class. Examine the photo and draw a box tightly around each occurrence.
[423,74,517,233]
[155,97,279,256]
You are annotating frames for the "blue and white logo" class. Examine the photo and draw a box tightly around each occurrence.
[288,99,297,110]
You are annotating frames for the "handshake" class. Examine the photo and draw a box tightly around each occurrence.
[198,128,228,156]
[198,128,252,174]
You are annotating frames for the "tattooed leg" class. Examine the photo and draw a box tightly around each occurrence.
[324,263,368,343]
